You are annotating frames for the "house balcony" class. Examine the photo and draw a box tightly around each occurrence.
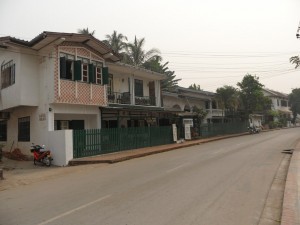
[55,80,107,106]
[108,92,131,104]
[108,92,156,106]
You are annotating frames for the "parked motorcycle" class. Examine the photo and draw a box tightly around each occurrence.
[248,126,260,134]
[30,144,53,166]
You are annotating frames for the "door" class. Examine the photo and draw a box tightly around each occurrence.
[69,120,85,130]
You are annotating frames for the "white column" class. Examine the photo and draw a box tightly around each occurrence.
[155,80,161,107]
[131,76,135,105]
[47,110,54,131]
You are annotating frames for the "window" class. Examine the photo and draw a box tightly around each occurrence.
[1,60,15,89]
[281,100,287,107]
[0,120,7,141]
[92,61,103,85]
[18,117,30,142]
[212,100,217,109]
[205,101,210,109]
[60,53,74,80]
[95,67,102,84]
[134,79,143,97]
[78,57,89,82]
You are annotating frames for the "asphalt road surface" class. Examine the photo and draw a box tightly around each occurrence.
[1,128,300,225]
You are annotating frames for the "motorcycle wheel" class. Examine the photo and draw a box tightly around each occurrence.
[44,157,51,167]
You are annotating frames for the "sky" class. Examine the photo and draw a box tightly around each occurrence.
[0,0,299,94]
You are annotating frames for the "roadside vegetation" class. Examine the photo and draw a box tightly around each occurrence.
[78,27,299,127]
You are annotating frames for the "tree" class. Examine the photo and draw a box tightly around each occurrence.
[143,57,181,91]
[103,30,127,53]
[123,36,161,66]
[215,85,240,111]
[77,27,95,36]
[188,83,202,91]
[289,88,300,123]
[290,56,300,69]
[237,74,265,115]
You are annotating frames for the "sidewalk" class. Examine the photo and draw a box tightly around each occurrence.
[69,133,247,166]
[281,140,300,225]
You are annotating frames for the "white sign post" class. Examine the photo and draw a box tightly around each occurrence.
[185,124,191,140]
[172,124,177,142]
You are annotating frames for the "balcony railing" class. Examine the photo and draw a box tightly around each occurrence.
[206,109,224,117]
[108,92,156,106]
[108,92,131,104]
[135,96,156,106]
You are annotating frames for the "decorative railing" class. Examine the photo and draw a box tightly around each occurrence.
[108,92,131,104]
[56,80,107,106]
[206,109,224,117]
[135,96,156,106]
[107,92,156,106]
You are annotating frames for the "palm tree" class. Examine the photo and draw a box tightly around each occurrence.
[290,55,300,69]
[103,30,127,53]
[216,85,240,111]
[77,27,95,36]
[188,83,202,91]
[143,57,181,91]
[123,36,161,66]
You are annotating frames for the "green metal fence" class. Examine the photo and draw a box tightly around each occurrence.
[73,126,173,158]
[199,121,248,137]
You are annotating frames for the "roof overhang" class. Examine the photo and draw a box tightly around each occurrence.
[0,31,121,62]
[106,62,166,80]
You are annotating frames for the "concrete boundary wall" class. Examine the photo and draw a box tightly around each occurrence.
[48,130,73,166]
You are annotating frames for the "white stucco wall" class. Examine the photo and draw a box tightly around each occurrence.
[0,49,40,110]
[48,130,73,166]
[52,104,101,129]
[1,106,47,155]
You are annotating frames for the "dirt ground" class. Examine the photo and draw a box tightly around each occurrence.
[0,156,105,191]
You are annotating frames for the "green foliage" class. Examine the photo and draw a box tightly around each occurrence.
[269,121,283,129]
[215,85,240,111]
[237,74,265,115]
[289,88,300,123]
[103,30,127,54]
[77,27,95,36]
[123,36,161,66]
[102,30,181,91]
[188,83,202,91]
[143,57,181,91]
[192,106,208,121]
[290,55,300,69]
[268,110,279,117]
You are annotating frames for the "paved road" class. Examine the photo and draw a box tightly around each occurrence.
[1,128,300,225]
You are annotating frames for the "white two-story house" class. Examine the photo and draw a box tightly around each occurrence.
[162,87,224,138]
[0,31,165,162]
[262,88,292,125]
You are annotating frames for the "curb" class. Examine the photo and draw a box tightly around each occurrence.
[69,127,298,166]
[281,140,300,225]
[69,132,248,166]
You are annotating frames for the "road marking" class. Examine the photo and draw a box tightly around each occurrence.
[166,163,189,173]
[37,194,111,225]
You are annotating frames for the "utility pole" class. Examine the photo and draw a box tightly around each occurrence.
[297,21,300,39]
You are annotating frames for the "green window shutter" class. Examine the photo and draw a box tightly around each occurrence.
[88,64,95,83]
[74,60,82,81]
[60,57,66,78]
[102,67,109,85]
